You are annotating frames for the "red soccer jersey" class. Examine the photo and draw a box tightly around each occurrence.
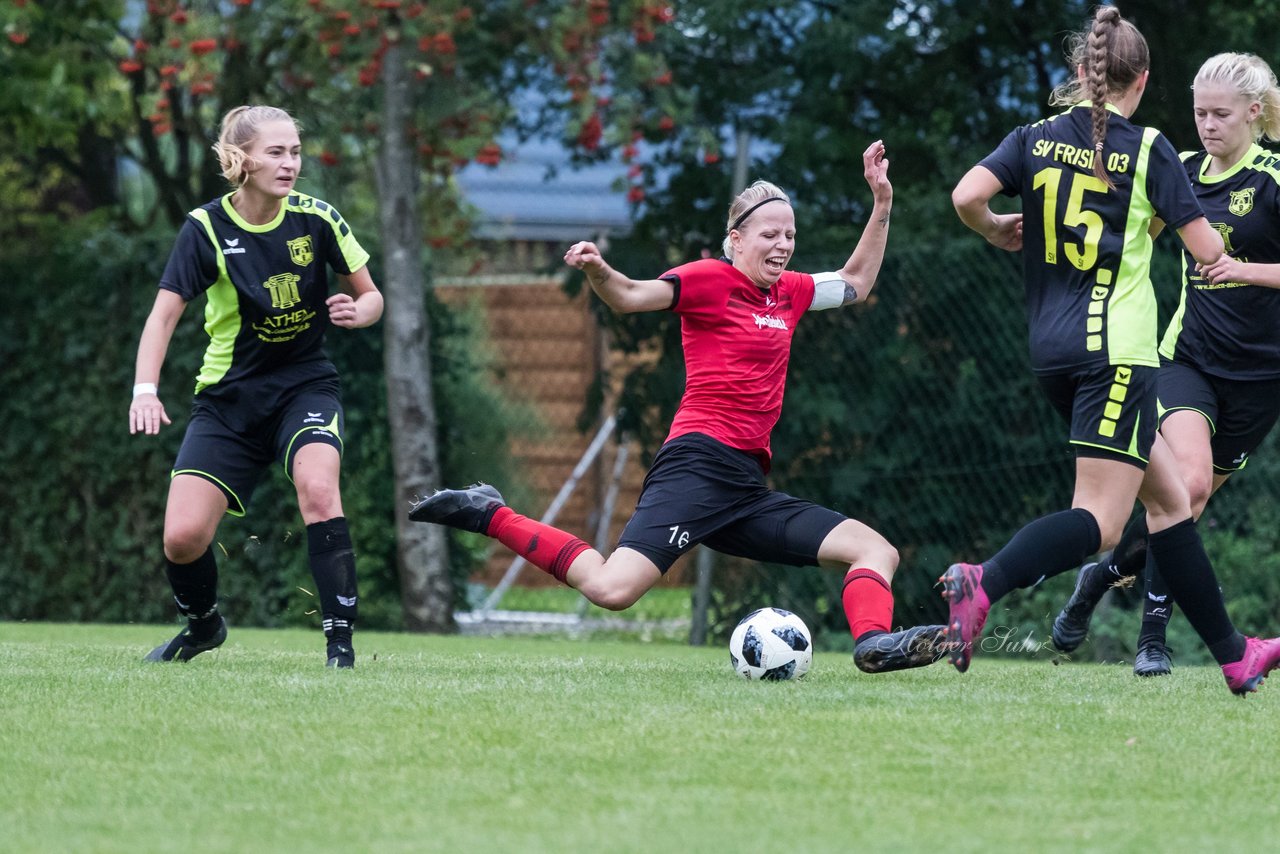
[660,258,816,468]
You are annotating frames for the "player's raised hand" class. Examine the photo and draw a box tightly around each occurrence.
[564,240,606,273]
[863,139,892,204]
[129,391,171,436]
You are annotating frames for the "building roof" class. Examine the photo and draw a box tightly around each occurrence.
[456,137,633,242]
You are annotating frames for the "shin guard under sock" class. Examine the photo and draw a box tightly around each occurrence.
[165,547,220,633]
[981,508,1101,602]
[307,517,358,643]
[1146,518,1244,665]
[842,568,894,643]
[487,507,591,584]
[1112,516,1150,579]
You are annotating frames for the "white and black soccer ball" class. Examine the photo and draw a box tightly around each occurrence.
[729,607,812,681]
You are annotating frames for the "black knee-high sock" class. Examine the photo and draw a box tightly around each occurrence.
[165,547,220,634]
[1146,518,1244,665]
[1137,551,1175,646]
[1109,515,1150,579]
[981,508,1102,602]
[307,517,358,643]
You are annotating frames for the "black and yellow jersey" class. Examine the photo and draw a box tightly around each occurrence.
[159,191,370,394]
[1160,143,1280,380]
[980,103,1202,374]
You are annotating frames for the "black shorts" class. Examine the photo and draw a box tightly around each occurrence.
[1158,358,1280,474]
[172,376,344,516]
[1037,364,1157,468]
[616,432,846,573]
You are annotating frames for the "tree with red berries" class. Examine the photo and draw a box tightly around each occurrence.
[2,0,680,631]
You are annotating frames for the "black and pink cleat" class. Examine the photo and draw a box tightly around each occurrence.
[1221,636,1280,696]
[940,563,991,673]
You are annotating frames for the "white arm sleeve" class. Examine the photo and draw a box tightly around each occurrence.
[808,271,849,311]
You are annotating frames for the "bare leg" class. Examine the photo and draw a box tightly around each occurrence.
[565,547,663,612]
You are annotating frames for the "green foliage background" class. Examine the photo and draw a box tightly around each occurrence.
[0,218,531,632]
[584,235,1280,660]
[5,1,1280,659]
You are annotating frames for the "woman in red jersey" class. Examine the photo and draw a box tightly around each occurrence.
[412,140,947,673]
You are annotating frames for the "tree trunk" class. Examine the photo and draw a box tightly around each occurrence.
[375,40,455,633]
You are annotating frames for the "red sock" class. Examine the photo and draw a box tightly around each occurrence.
[842,568,893,642]
[487,507,592,583]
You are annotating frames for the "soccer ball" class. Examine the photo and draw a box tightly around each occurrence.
[729,607,812,680]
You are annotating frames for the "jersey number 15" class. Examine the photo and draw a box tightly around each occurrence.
[1032,166,1109,271]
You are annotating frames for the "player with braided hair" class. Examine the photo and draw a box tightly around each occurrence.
[949,8,1280,694]
[1053,52,1280,677]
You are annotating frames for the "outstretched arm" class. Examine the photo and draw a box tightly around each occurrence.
[564,241,674,314]
[952,164,1023,252]
[830,140,894,305]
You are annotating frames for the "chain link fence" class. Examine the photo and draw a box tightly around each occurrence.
[452,238,1280,659]
[712,239,1280,658]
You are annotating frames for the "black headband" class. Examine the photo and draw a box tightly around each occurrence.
[728,196,787,233]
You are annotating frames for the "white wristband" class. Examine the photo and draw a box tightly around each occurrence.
[133,383,158,398]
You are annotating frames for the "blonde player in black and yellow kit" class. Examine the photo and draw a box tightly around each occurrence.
[1054,53,1280,676]
[129,106,383,668]
[947,8,1280,694]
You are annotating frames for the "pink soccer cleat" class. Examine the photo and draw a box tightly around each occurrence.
[940,563,991,673]
[1221,636,1280,696]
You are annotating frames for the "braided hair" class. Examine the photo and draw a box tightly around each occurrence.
[1048,7,1149,188]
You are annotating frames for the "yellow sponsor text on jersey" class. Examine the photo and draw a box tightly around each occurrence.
[252,307,317,344]
[1032,139,1095,170]
[260,308,315,329]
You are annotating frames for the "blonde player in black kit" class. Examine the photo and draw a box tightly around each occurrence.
[948,8,1280,694]
[130,105,383,668]
[1053,53,1280,676]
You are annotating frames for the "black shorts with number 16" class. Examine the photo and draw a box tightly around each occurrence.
[616,432,846,574]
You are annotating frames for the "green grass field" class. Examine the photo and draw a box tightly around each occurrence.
[3,622,1275,853]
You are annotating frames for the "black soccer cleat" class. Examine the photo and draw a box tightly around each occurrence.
[408,483,505,533]
[853,624,950,673]
[144,615,227,663]
[326,640,355,669]
[1133,640,1172,677]
[1051,556,1113,653]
